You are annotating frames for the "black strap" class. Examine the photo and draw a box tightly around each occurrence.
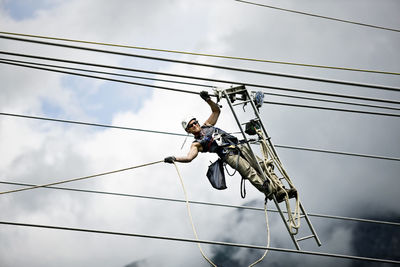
[223,148,246,199]
[240,177,246,199]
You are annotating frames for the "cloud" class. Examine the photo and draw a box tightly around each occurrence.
[0,0,399,266]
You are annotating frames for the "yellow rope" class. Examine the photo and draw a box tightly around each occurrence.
[0,160,163,195]
[172,162,217,267]
[0,31,398,76]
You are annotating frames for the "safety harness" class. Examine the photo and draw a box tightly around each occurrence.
[194,125,254,199]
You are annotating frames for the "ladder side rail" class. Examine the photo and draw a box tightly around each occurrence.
[225,89,302,250]
[247,89,322,248]
[242,91,290,181]
[244,93,281,160]
[222,87,321,250]
[242,89,322,249]
[223,91,268,180]
[273,196,301,250]
[299,202,322,246]
[223,91,251,147]
[248,100,294,188]
[240,90,284,175]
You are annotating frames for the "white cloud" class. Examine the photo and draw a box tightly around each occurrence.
[0,0,399,266]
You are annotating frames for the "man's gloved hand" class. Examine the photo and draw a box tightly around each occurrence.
[164,156,176,164]
[200,91,211,101]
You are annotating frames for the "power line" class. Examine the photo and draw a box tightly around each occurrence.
[1,221,399,264]
[2,59,400,118]
[264,92,400,112]
[2,57,399,112]
[0,59,198,95]
[1,112,399,162]
[1,35,400,92]
[1,181,399,227]
[0,58,213,88]
[235,0,400,33]
[273,144,400,162]
[267,101,400,118]
[1,31,398,76]
[0,112,186,136]
[2,51,399,106]
[0,160,163,195]
[0,33,397,264]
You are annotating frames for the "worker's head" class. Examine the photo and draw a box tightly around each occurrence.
[182,116,200,134]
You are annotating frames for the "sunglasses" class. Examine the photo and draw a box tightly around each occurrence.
[187,120,198,129]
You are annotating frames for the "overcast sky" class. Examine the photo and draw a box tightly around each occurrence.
[0,0,399,266]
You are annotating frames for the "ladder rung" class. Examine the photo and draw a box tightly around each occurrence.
[224,85,246,95]
[226,89,246,95]
[241,118,260,125]
[232,100,252,106]
[296,235,315,242]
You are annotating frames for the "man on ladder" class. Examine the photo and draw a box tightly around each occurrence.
[164,91,296,202]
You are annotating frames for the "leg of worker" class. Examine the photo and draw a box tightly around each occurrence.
[239,145,297,201]
[225,153,272,196]
[237,145,278,192]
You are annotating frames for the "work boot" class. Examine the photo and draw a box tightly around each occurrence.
[275,188,286,203]
[262,180,274,200]
[275,188,297,203]
[275,188,287,203]
[287,188,297,199]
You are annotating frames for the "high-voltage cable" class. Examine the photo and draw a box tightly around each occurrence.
[1,112,399,162]
[1,31,398,75]
[235,0,400,33]
[2,51,399,106]
[2,57,399,112]
[1,60,399,118]
[1,221,399,264]
[1,181,399,227]
[0,57,213,88]
[1,35,399,92]
[0,160,163,195]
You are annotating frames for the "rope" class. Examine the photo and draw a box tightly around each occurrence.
[1,31,399,75]
[248,201,270,267]
[172,162,217,267]
[0,160,163,195]
[257,130,301,234]
[172,162,271,267]
[223,149,245,198]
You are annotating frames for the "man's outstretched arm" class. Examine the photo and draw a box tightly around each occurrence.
[201,91,220,126]
[164,142,201,163]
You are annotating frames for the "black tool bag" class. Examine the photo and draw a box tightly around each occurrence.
[245,119,261,135]
[206,158,227,190]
